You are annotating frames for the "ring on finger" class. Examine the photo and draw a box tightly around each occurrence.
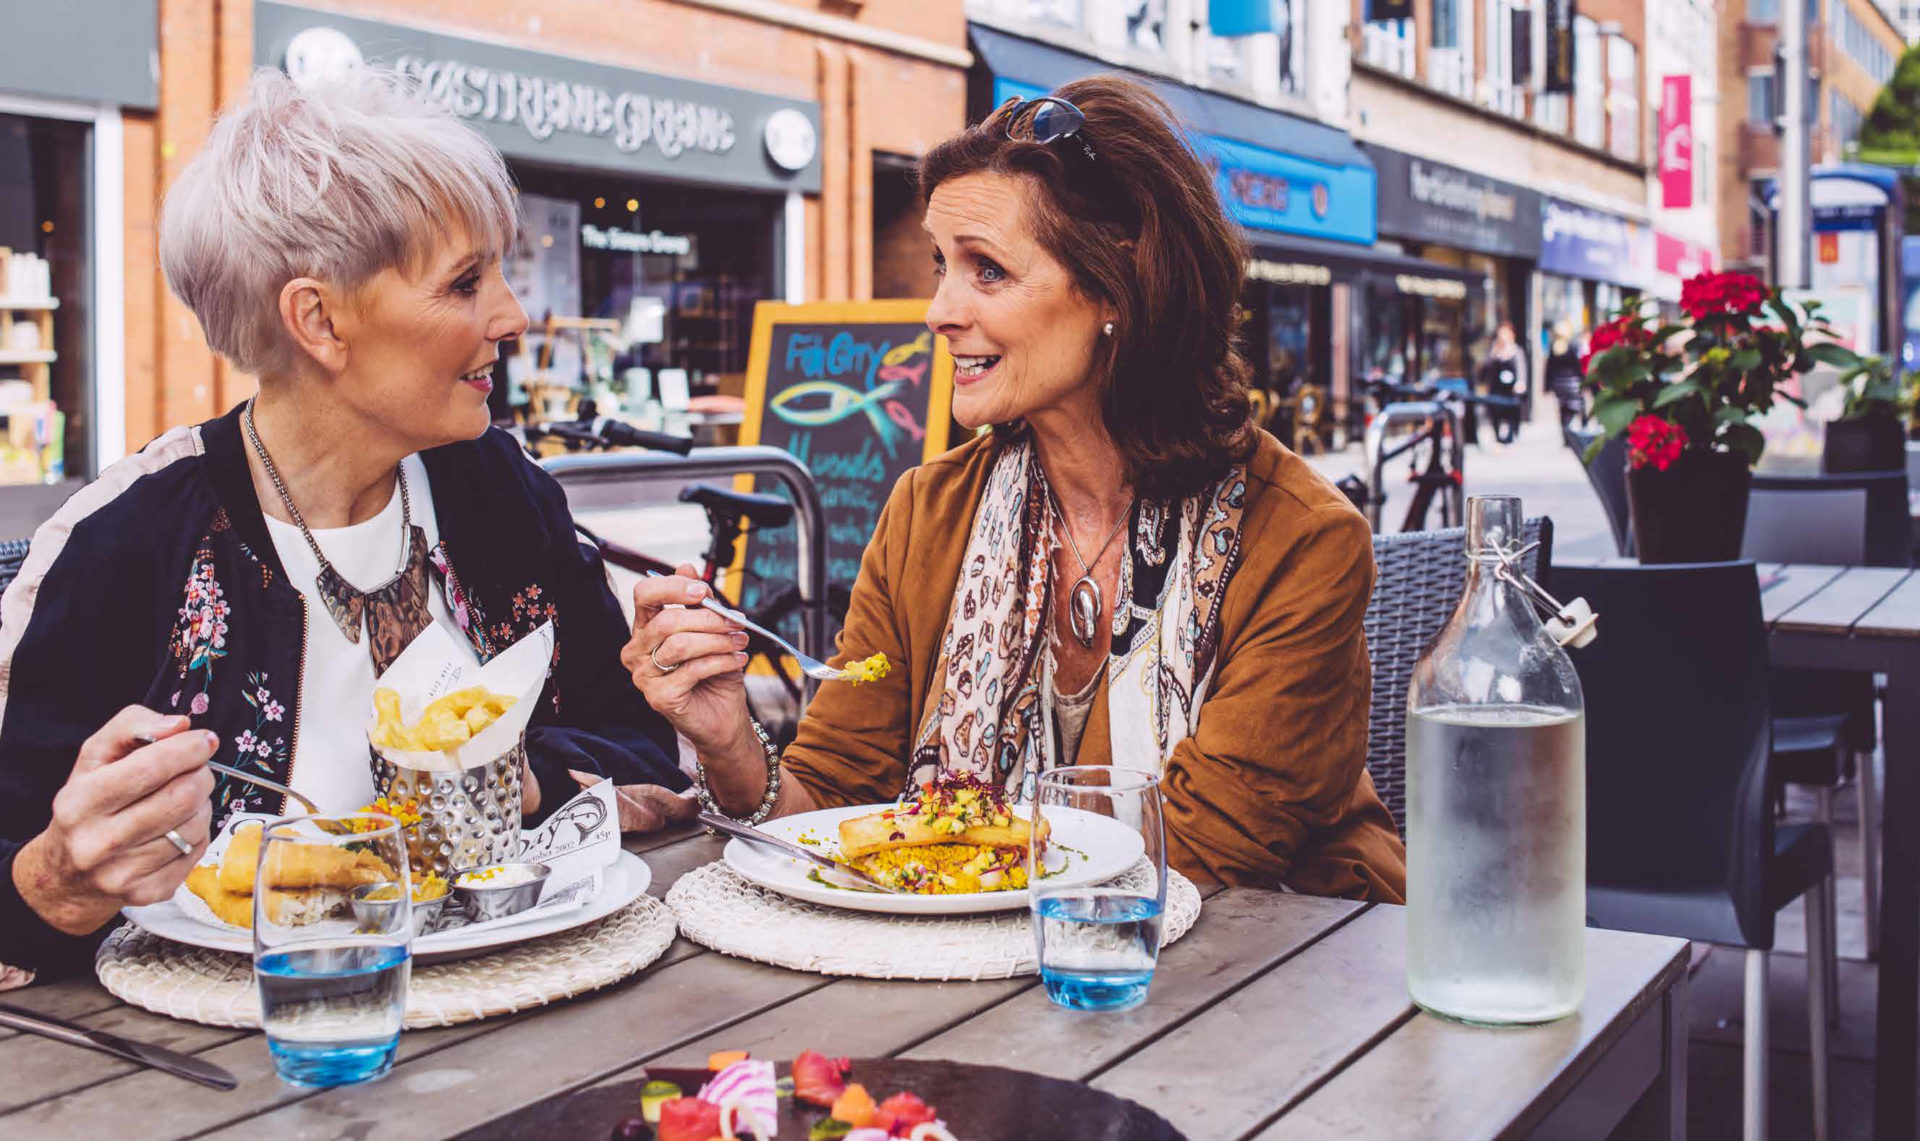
[163,828,193,857]
[650,642,681,675]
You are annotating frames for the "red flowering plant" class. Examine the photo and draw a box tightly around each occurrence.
[1582,270,1832,470]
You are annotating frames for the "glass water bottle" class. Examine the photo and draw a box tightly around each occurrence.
[1405,495,1586,1024]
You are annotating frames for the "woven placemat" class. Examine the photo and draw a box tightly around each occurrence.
[95,895,677,1029]
[667,859,1201,980]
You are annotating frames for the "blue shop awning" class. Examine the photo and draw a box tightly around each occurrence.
[969,23,1376,246]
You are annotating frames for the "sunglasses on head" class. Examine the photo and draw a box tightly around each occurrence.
[996,95,1098,164]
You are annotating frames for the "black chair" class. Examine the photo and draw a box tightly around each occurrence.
[1744,471,1912,568]
[1362,518,1552,836]
[1557,560,1833,1141]
[0,537,30,598]
[1742,471,1902,959]
[1563,425,1634,557]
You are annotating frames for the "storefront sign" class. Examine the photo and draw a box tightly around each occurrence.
[0,0,157,109]
[974,25,1375,245]
[1543,0,1577,95]
[255,2,821,194]
[1247,258,1334,286]
[1654,232,1714,279]
[997,78,1372,246]
[1393,273,1469,300]
[1368,147,1542,259]
[580,225,693,256]
[1659,76,1693,209]
[1540,197,1652,287]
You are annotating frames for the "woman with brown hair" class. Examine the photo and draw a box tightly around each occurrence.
[624,77,1405,900]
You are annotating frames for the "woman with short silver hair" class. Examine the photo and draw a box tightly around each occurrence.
[0,67,689,983]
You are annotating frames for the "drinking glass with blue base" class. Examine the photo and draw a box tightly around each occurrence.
[1030,766,1167,1012]
[254,813,412,1087]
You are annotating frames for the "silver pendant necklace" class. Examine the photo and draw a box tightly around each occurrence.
[1049,490,1132,649]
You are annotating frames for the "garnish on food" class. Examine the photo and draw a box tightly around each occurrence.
[829,1083,876,1127]
[655,1097,722,1141]
[842,652,890,685]
[350,795,422,831]
[873,1092,938,1134]
[639,1079,682,1124]
[699,1059,778,1138]
[792,1050,851,1108]
[835,773,1047,895]
[708,1049,751,1071]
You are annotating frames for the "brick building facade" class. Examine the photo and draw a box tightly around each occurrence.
[0,0,968,514]
[1718,0,1905,270]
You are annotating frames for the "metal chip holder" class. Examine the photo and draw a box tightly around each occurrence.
[1484,540,1599,648]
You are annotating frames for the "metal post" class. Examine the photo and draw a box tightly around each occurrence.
[1778,0,1811,289]
[539,446,830,696]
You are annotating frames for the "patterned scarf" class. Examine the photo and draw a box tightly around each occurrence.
[908,438,1248,795]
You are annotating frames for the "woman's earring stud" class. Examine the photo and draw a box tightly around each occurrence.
[1103,322,1114,337]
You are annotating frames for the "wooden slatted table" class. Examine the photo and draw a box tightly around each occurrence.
[0,826,1687,1141]
[1556,558,1920,1138]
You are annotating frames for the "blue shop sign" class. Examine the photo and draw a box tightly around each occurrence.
[1539,197,1652,288]
[993,76,1374,246]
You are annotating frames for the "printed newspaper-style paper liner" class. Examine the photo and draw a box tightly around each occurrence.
[667,858,1202,980]
[94,895,676,1030]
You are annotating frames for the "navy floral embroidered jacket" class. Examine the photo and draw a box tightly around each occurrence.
[0,403,682,975]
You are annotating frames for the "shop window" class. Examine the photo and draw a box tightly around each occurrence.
[1427,0,1473,100]
[1126,0,1165,52]
[1363,15,1416,78]
[1482,0,1525,117]
[1605,36,1639,162]
[1026,0,1082,30]
[502,163,777,419]
[1573,17,1604,149]
[1432,0,1460,48]
[1749,70,1777,126]
[0,112,89,488]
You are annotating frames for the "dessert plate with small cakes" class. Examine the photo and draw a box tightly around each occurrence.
[723,775,1145,915]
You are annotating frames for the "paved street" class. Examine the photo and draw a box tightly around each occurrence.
[1301,401,1620,561]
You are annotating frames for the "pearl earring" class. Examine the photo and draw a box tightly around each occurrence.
[1103,321,1114,336]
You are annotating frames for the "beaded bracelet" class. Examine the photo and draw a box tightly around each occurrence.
[694,717,782,826]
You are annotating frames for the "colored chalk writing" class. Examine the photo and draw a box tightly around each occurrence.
[732,302,953,652]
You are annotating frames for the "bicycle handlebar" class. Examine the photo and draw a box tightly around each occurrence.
[526,418,696,455]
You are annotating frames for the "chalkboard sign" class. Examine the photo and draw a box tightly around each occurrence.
[729,301,954,647]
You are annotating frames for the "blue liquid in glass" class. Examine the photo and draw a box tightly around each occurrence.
[256,942,410,1087]
[1033,891,1163,1012]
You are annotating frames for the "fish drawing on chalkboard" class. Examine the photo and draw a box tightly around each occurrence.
[771,378,908,456]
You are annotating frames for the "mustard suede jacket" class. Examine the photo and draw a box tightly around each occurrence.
[782,430,1407,902]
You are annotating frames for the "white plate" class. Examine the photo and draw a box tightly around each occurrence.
[723,803,1145,915]
[121,849,651,964]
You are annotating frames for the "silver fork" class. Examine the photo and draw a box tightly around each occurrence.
[208,760,320,815]
[646,570,849,682]
[134,731,321,814]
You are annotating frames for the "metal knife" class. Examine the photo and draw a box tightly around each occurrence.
[0,1002,239,1090]
[697,812,906,894]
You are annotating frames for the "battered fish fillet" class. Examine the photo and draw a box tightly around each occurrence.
[184,864,349,929]
[838,809,1045,861]
[185,864,253,927]
[217,822,394,894]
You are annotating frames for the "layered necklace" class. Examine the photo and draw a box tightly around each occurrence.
[243,396,433,675]
[1048,489,1132,649]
